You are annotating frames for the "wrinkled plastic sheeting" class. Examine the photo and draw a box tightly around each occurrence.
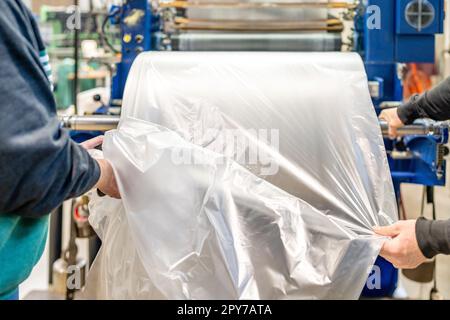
[84,52,398,300]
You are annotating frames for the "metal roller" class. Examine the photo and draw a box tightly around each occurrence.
[159,1,356,10]
[171,17,343,32]
[60,115,446,138]
[379,120,445,137]
[170,31,342,51]
[182,3,328,23]
[59,115,120,131]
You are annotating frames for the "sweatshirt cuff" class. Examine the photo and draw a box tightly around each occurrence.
[74,153,101,197]
[86,156,101,192]
[397,95,422,125]
[415,217,450,258]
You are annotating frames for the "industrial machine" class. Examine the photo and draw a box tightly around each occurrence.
[60,0,449,298]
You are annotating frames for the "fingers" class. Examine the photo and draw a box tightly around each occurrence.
[388,127,398,140]
[373,223,401,237]
[80,135,104,150]
[378,111,387,122]
[379,108,403,139]
[379,238,397,256]
[110,187,121,199]
[375,224,401,264]
[379,243,421,269]
[95,158,121,199]
[378,241,394,262]
[376,220,427,269]
[108,174,121,199]
[378,239,407,269]
[379,111,395,139]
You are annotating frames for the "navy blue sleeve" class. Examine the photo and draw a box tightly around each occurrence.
[416,218,450,258]
[397,77,450,124]
[0,0,100,218]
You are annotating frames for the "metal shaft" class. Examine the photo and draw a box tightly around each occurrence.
[60,115,444,137]
[379,120,442,136]
[59,115,120,131]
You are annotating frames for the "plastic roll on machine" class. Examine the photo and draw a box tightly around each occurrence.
[61,0,449,298]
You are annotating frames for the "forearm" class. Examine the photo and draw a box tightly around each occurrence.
[0,120,101,218]
[415,218,450,258]
[397,77,450,124]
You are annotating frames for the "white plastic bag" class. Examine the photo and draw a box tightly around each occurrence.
[84,52,397,300]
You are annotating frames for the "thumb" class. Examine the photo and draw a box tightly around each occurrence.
[81,135,104,150]
[373,224,401,237]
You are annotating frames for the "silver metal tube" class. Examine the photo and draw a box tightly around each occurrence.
[170,31,342,51]
[60,115,445,137]
[59,115,120,131]
[379,120,443,136]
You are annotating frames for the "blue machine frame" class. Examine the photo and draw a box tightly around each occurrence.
[106,0,448,298]
[110,1,155,102]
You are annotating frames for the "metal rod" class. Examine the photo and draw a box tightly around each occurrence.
[173,24,343,32]
[171,17,343,32]
[159,1,356,10]
[60,115,445,137]
[379,120,443,136]
[174,17,341,25]
[170,31,342,51]
[174,24,343,32]
[73,0,80,115]
[60,115,120,131]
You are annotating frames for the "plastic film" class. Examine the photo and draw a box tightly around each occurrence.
[84,52,397,300]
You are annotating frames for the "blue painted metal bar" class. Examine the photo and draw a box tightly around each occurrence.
[111,0,153,101]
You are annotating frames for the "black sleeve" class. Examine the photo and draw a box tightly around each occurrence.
[0,0,100,218]
[397,77,450,124]
[415,218,450,258]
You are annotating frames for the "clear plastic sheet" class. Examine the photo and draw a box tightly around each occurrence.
[84,52,397,300]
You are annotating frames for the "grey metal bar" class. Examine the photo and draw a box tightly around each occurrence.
[170,31,342,52]
[59,115,120,131]
[60,115,445,137]
[379,120,443,136]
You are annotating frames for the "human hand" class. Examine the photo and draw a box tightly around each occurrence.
[374,220,427,269]
[95,158,121,199]
[79,136,121,199]
[379,108,405,139]
[80,135,104,150]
